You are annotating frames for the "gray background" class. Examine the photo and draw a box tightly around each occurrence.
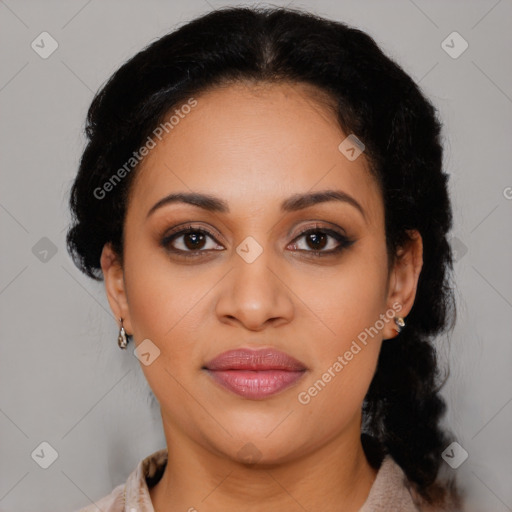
[1,0,511,511]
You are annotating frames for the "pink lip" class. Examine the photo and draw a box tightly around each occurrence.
[204,348,307,400]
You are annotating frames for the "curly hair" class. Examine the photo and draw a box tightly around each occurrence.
[66,6,462,509]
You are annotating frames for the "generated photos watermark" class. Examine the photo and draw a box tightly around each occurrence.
[93,97,198,200]
[297,301,402,405]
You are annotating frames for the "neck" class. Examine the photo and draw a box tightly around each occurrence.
[149,414,378,512]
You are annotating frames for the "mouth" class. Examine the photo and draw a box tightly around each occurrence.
[203,348,307,400]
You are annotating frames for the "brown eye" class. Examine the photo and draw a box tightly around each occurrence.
[303,231,328,251]
[161,227,224,255]
[182,231,207,250]
[289,227,355,256]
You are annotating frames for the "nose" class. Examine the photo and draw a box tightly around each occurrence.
[215,252,294,331]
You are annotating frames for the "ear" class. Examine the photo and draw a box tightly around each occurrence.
[100,243,133,335]
[383,229,423,339]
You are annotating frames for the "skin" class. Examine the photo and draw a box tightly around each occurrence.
[100,81,423,512]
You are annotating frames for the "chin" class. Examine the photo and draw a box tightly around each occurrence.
[212,429,308,466]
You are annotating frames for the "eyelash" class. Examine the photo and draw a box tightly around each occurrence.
[160,223,355,259]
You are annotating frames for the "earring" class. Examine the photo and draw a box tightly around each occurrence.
[117,317,128,349]
[394,316,405,336]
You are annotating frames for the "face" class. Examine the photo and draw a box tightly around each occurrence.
[101,81,422,465]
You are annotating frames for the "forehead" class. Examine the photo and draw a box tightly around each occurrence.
[128,81,383,226]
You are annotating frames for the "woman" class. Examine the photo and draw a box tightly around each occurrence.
[67,6,464,511]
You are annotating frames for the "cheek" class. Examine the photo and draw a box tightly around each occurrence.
[125,266,207,355]
[294,274,385,434]
[122,241,222,389]
[123,234,202,337]
[294,345,379,449]
[122,256,208,413]
[300,246,389,353]
[293,246,388,410]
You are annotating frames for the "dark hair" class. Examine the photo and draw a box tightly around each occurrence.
[66,6,462,509]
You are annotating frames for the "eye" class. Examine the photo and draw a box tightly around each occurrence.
[288,225,355,256]
[161,225,224,255]
[160,223,355,258]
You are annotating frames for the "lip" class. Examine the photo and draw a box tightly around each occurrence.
[203,348,307,400]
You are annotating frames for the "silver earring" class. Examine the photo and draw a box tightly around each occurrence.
[394,316,405,334]
[117,317,128,349]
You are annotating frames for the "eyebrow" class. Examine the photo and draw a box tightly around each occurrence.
[146,189,366,221]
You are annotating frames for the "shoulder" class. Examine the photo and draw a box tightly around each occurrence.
[360,455,464,512]
[359,455,436,512]
[71,448,168,512]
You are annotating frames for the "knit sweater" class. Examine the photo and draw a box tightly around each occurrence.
[73,448,434,512]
